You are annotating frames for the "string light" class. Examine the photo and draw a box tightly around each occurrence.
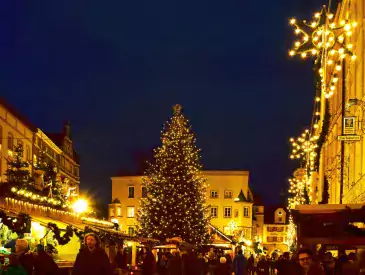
[289,129,318,171]
[289,6,356,99]
[138,105,210,244]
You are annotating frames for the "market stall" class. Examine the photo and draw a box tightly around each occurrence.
[292,204,365,253]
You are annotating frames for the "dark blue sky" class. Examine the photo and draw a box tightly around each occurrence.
[1,0,322,207]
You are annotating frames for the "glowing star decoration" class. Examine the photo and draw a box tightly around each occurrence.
[289,6,357,98]
[289,129,319,171]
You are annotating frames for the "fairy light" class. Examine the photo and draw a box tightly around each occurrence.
[288,6,356,99]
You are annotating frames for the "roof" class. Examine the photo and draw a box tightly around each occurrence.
[204,170,249,176]
[0,97,37,132]
[263,205,289,224]
[46,132,80,164]
[234,189,253,203]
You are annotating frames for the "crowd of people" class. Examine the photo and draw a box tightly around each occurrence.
[2,234,365,275]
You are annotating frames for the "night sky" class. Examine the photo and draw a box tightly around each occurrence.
[1,0,322,208]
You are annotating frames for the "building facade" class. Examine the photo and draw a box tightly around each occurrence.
[0,98,80,196]
[0,98,36,181]
[315,0,365,204]
[109,170,254,240]
[253,205,289,255]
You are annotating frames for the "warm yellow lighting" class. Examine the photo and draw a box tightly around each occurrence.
[289,50,295,56]
[72,199,89,214]
[290,18,296,25]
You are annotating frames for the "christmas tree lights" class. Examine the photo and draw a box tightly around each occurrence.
[137,104,211,244]
[289,5,356,99]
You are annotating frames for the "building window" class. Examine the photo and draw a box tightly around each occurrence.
[26,145,30,161]
[278,217,283,222]
[128,227,135,236]
[0,126,2,147]
[224,207,232,218]
[109,207,115,217]
[244,207,250,217]
[18,140,23,148]
[210,190,218,198]
[234,209,239,218]
[7,132,13,151]
[117,206,122,217]
[128,186,135,198]
[141,187,147,198]
[224,190,232,198]
[127,206,135,218]
[211,207,218,218]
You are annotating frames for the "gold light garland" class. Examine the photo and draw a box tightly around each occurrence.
[289,5,356,99]
[289,129,319,171]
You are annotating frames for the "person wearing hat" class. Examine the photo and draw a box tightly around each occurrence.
[73,233,113,275]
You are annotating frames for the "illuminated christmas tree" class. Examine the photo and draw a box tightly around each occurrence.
[138,105,210,244]
[3,144,31,189]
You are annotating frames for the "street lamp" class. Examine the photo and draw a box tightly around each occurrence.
[72,199,89,214]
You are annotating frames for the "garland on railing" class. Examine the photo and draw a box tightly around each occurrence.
[0,210,31,237]
[314,99,331,169]
[47,223,74,245]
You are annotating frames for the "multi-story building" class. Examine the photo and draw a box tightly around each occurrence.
[109,170,254,239]
[262,206,289,255]
[35,122,80,193]
[0,97,80,196]
[253,205,289,255]
[0,98,36,181]
[313,0,365,204]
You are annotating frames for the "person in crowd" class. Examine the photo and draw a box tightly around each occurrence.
[215,256,230,275]
[166,250,182,275]
[232,250,247,275]
[1,253,27,275]
[15,239,34,275]
[297,248,324,275]
[72,233,113,275]
[342,252,360,275]
[247,254,255,275]
[33,244,59,275]
[113,245,128,274]
[275,252,291,275]
[142,247,156,275]
[322,252,335,275]
[157,252,167,275]
[334,250,348,275]
[257,255,270,275]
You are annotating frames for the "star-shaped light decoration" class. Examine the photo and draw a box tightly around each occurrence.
[289,6,357,98]
[289,129,319,171]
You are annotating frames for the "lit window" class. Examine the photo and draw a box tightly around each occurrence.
[234,209,239,218]
[127,206,135,218]
[224,190,232,198]
[109,207,115,217]
[210,190,218,198]
[7,132,13,151]
[244,207,250,217]
[224,207,232,218]
[26,145,30,161]
[211,207,218,218]
[128,186,135,198]
[128,227,135,236]
[0,126,2,147]
[117,206,122,217]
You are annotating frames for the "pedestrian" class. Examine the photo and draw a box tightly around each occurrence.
[1,253,27,275]
[15,239,34,275]
[215,256,230,275]
[297,248,324,275]
[33,244,59,275]
[72,233,113,275]
[257,255,270,275]
[232,250,247,275]
[142,247,156,275]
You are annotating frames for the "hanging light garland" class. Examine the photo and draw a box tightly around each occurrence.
[289,129,319,172]
[289,5,357,99]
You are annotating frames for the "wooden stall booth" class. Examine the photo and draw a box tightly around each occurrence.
[292,204,365,253]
